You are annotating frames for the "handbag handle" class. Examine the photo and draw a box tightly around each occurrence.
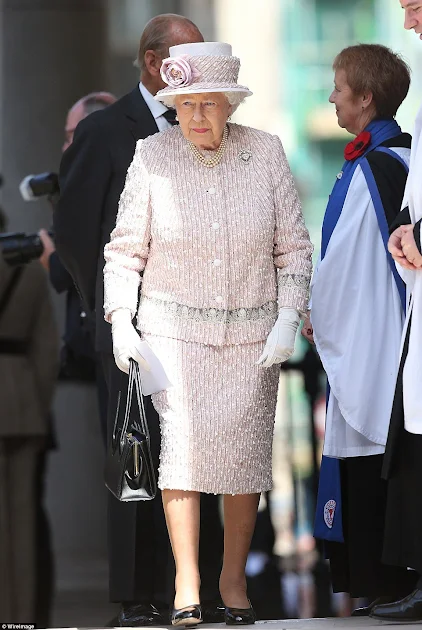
[131,359,151,444]
[113,359,150,448]
[112,361,136,447]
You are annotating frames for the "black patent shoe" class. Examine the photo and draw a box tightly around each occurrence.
[118,602,164,626]
[351,604,374,617]
[171,604,202,627]
[352,595,398,617]
[370,589,422,621]
[202,599,225,623]
[224,600,256,625]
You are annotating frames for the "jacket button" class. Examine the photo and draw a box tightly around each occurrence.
[212,222,220,230]
[213,259,221,266]
[207,187,216,194]
[215,295,223,303]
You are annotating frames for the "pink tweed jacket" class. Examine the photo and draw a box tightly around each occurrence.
[104,123,313,345]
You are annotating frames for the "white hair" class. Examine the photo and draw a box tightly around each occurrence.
[159,91,246,113]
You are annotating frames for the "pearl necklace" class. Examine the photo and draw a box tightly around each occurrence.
[188,125,229,168]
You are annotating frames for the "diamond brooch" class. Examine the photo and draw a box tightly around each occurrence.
[239,150,252,163]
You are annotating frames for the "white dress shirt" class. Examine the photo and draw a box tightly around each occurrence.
[139,82,171,132]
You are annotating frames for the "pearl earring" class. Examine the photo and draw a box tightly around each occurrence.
[228,115,232,122]
[175,115,179,121]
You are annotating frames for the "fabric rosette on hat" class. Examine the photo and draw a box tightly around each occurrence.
[155,42,252,101]
[160,54,201,89]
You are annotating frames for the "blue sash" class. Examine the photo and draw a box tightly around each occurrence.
[314,388,344,542]
[321,119,403,257]
[314,120,406,544]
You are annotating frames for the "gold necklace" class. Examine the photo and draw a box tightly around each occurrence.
[188,125,229,168]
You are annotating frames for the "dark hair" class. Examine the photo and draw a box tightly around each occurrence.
[333,44,411,118]
[135,13,201,71]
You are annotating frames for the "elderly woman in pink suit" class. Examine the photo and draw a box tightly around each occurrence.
[104,42,313,626]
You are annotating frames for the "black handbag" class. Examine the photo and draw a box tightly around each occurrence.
[104,359,157,501]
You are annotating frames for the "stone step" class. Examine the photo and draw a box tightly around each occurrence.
[43,620,422,630]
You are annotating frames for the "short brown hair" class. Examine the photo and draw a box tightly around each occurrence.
[135,14,201,71]
[333,44,411,119]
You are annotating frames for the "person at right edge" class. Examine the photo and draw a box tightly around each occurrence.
[302,43,418,615]
[53,14,225,628]
[370,0,422,622]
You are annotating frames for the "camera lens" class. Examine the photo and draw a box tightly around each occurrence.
[0,232,44,266]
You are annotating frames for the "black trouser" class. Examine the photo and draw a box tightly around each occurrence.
[100,353,223,605]
[382,316,422,579]
[95,353,109,446]
[383,427,422,579]
[326,455,417,598]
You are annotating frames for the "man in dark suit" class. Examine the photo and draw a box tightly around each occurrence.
[40,92,117,402]
[53,14,224,627]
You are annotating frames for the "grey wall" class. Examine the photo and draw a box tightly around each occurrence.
[2,0,108,233]
[1,0,109,591]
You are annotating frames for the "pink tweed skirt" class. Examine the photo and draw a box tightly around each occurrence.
[143,334,280,495]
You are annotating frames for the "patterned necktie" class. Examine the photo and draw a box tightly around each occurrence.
[163,109,178,126]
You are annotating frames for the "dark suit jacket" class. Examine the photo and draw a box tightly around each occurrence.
[49,252,95,360]
[53,87,159,353]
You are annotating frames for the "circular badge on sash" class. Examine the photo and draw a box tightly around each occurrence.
[324,500,336,529]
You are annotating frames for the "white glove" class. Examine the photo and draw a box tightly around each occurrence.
[111,309,150,374]
[257,307,300,368]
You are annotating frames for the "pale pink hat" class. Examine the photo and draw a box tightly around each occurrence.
[155,42,252,101]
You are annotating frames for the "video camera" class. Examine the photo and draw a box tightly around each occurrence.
[0,172,59,267]
[19,172,59,201]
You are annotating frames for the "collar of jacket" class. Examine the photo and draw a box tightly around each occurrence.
[121,86,159,141]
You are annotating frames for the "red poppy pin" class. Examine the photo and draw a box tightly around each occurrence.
[344,131,371,161]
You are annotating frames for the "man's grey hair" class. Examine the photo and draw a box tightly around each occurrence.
[134,13,201,71]
[82,93,116,116]
[159,91,246,114]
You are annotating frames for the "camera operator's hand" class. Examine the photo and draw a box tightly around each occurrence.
[38,229,56,271]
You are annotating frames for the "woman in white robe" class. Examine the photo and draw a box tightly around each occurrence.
[303,44,416,611]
